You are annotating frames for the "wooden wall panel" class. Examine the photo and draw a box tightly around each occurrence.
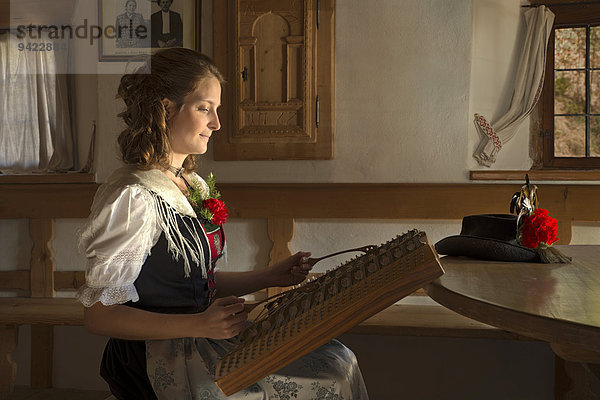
[0,183,97,219]
[1,182,598,291]
[28,218,55,388]
[0,181,599,391]
[0,325,17,392]
[267,217,294,297]
[29,219,55,298]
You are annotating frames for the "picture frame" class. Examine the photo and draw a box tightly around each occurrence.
[98,0,200,61]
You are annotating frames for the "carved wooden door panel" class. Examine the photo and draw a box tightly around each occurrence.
[213,0,334,160]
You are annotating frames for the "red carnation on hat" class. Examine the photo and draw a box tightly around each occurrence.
[519,208,558,249]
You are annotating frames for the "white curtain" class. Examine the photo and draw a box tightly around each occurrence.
[0,31,73,172]
[473,6,555,167]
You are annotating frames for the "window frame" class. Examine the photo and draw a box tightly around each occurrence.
[536,2,600,169]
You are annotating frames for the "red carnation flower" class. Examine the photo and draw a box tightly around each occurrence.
[202,198,228,225]
[520,208,558,249]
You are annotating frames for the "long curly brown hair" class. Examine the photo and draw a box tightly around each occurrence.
[116,48,225,172]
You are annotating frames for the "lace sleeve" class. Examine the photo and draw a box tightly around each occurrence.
[76,185,160,307]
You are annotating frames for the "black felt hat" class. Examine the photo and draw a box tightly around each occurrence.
[435,214,539,262]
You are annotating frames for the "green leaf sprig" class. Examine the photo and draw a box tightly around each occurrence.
[187,173,222,223]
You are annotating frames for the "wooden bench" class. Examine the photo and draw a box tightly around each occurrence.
[1,181,598,392]
[0,297,523,339]
[0,297,526,393]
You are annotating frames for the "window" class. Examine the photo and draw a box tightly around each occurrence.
[553,26,599,157]
[0,31,74,173]
[537,2,600,168]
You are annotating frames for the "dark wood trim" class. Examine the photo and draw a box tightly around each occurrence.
[0,183,99,219]
[0,298,83,326]
[29,219,55,298]
[530,103,545,168]
[217,183,600,222]
[2,181,599,220]
[194,0,202,52]
[28,218,55,388]
[2,182,598,293]
[528,0,600,6]
[0,271,88,292]
[541,28,556,166]
[549,3,600,25]
[54,271,86,291]
[1,181,598,391]
[30,326,53,388]
[0,173,96,184]
[536,3,600,168]
[266,217,294,297]
[0,297,529,341]
[0,271,29,291]
[470,169,600,180]
[0,325,17,392]
[0,0,9,29]
[540,157,600,169]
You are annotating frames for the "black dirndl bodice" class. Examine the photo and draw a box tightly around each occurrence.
[100,210,224,400]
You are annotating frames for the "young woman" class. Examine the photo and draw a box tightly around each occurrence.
[77,48,369,399]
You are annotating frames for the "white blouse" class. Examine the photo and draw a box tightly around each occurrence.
[76,166,211,307]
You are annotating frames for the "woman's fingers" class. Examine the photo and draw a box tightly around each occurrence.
[227,309,248,323]
[230,321,247,335]
[223,301,245,316]
[221,309,247,338]
[202,296,249,338]
[212,296,246,316]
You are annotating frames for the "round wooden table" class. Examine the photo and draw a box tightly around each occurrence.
[425,245,600,398]
[425,245,600,361]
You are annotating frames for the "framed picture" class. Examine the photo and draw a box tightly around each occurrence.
[98,0,200,61]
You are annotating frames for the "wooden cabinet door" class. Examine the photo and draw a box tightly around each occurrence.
[213,0,334,160]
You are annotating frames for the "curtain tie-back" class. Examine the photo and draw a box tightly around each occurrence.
[474,114,502,151]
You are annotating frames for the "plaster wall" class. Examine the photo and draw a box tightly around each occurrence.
[95,0,474,183]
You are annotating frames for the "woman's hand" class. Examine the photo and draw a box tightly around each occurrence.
[212,252,313,298]
[268,251,312,288]
[197,296,248,339]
